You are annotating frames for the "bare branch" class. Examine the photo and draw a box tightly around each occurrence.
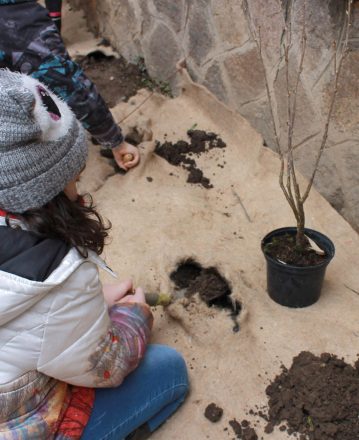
[242,0,282,156]
[257,27,283,156]
[291,131,321,152]
[243,0,352,248]
[284,0,305,220]
[279,158,300,220]
[302,0,352,203]
[288,0,307,152]
[324,137,359,150]
[243,0,300,221]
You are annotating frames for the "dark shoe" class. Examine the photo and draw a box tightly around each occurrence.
[125,423,151,440]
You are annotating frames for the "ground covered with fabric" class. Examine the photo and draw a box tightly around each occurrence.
[66,4,359,439]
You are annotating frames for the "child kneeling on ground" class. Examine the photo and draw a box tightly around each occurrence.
[0,69,189,440]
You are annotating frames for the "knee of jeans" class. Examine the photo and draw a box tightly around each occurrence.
[148,344,189,391]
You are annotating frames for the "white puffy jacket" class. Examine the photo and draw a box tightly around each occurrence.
[0,215,153,439]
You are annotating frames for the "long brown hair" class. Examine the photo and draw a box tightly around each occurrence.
[8,193,111,257]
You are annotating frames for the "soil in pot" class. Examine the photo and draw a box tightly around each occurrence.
[155,130,226,189]
[170,259,241,332]
[262,228,335,307]
[264,233,326,266]
[264,351,359,440]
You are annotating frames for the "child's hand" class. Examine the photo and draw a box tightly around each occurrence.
[112,141,140,171]
[117,287,146,305]
[103,279,134,307]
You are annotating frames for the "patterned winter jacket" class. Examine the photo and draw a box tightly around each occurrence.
[0,214,153,439]
[0,1,34,3]
[0,0,124,148]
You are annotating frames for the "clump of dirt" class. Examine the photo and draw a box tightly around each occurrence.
[170,259,241,332]
[264,351,359,439]
[77,51,152,108]
[264,234,327,266]
[155,129,227,189]
[229,419,243,438]
[229,419,258,440]
[204,403,223,423]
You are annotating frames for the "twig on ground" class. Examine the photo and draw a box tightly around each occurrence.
[232,190,252,223]
[118,91,155,124]
[344,284,359,296]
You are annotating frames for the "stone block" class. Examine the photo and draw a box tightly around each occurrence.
[340,146,359,231]
[144,23,181,81]
[211,0,250,47]
[188,3,215,64]
[152,0,184,33]
[328,52,359,135]
[273,65,319,148]
[138,0,152,35]
[238,95,276,151]
[203,62,228,103]
[224,47,265,103]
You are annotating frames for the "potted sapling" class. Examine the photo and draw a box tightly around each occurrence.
[243,0,353,307]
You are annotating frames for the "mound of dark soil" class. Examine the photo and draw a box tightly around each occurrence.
[265,351,359,439]
[155,130,226,189]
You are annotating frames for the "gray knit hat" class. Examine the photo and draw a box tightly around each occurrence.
[0,69,88,213]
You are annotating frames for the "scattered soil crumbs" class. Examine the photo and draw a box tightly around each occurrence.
[77,51,152,107]
[204,403,223,422]
[170,259,241,332]
[264,234,327,266]
[155,129,226,188]
[229,419,258,440]
[264,351,359,439]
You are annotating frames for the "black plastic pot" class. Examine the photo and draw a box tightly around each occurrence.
[261,227,335,308]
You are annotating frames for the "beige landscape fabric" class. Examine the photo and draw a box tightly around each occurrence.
[68,9,359,440]
[83,76,359,439]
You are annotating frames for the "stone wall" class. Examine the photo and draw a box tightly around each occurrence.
[70,0,359,232]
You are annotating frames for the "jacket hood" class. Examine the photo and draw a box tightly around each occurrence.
[0,220,71,325]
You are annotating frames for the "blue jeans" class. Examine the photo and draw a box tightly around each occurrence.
[81,344,189,440]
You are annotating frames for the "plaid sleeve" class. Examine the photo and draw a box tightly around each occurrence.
[30,24,124,148]
[87,303,154,387]
[38,261,153,388]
